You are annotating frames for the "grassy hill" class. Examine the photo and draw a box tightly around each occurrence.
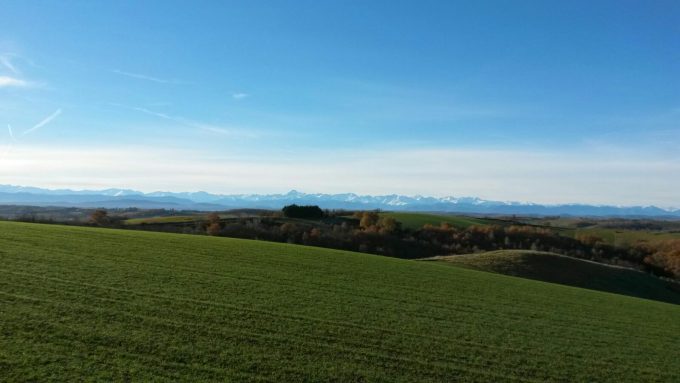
[381,212,493,230]
[1,222,680,382]
[426,250,680,305]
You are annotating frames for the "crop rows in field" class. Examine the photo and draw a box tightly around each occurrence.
[1,222,679,382]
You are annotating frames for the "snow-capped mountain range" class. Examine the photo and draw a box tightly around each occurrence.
[0,184,678,217]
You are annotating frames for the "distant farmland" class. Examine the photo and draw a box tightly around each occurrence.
[565,227,680,247]
[380,212,493,230]
[1,221,679,382]
[123,215,201,225]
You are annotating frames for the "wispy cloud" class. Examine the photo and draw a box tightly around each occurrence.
[124,105,262,139]
[22,109,62,136]
[0,54,19,74]
[2,145,679,207]
[198,126,235,135]
[7,124,14,139]
[0,54,41,88]
[131,106,173,120]
[0,76,29,88]
[0,53,39,72]
[232,92,249,100]
[192,124,260,138]
[112,69,186,84]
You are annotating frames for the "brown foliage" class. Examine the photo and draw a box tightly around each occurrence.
[378,217,398,234]
[89,209,109,225]
[575,233,604,246]
[206,222,221,236]
[359,212,380,229]
[204,212,223,236]
[642,239,680,278]
[206,213,221,224]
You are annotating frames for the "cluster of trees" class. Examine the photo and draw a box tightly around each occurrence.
[196,214,419,257]
[638,239,680,279]
[190,208,672,278]
[89,209,127,226]
[417,223,652,268]
[352,211,400,233]
[282,205,324,219]
[49,206,679,281]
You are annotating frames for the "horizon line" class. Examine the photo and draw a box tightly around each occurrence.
[0,183,677,211]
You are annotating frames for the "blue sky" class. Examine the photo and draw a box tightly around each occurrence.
[1,1,679,206]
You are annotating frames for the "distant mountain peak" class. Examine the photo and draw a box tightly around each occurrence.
[0,184,677,217]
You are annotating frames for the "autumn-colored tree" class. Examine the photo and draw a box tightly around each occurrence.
[575,233,604,246]
[206,222,221,236]
[90,209,109,226]
[205,212,222,235]
[440,222,453,230]
[310,228,322,238]
[643,239,680,278]
[378,217,399,234]
[206,213,221,224]
[359,212,380,229]
[280,222,297,234]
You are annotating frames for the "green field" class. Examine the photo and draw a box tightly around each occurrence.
[381,212,492,230]
[427,250,680,305]
[124,215,201,225]
[564,228,680,247]
[123,213,262,225]
[1,222,680,382]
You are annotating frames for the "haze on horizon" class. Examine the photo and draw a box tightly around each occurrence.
[1,1,679,207]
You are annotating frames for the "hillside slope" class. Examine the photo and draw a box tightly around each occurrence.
[1,222,680,382]
[425,250,680,305]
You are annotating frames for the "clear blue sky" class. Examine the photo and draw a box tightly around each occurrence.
[1,1,679,206]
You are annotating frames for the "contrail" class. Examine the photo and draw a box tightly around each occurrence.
[113,69,177,84]
[23,108,62,136]
[132,106,172,120]
[1,124,15,160]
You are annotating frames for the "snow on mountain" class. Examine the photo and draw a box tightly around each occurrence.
[0,184,678,217]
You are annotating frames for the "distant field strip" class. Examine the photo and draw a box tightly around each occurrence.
[123,215,201,225]
[1,222,679,382]
[564,228,680,246]
[381,212,492,230]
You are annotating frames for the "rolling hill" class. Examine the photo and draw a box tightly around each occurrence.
[425,250,680,305]
[1,222,679,382]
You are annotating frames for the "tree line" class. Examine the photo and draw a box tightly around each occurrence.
[14,205,678,281]
[180,208,680,280]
